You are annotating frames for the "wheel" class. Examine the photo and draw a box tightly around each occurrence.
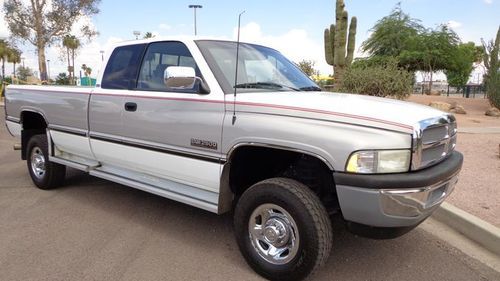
[26,134,66,189]
[234,178,332,281]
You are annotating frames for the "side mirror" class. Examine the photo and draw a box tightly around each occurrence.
[164,66,210,94]
[164,66,196,89]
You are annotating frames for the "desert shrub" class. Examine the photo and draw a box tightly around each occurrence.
[341,59,413,99]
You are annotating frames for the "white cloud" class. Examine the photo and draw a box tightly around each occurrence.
[158,23,172,30]
[232,22,332,75]
[484,0,493,4]
[447,20,462,29]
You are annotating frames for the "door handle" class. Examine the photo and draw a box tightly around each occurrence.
[124,102,137,112]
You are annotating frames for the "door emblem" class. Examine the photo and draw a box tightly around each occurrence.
[190,138,218,150]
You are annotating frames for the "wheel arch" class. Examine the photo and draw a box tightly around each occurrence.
[219,142,340,215]
[20,110,49,160]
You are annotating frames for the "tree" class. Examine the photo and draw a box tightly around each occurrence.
[445,42,477,89]
[362,5,461,93]
[297,60,319,77]
[55,72,70,85]
[0,40,9,81]
[482,26,500,108]
[362,4,423,57]
[143,32,155,39]
[81,64,92,77]
[324,0,357,90]
[3,0,100,81]
[16,65,34,82]
[399,25,460,92]
[62,35,81,84]
[7,46,21,79]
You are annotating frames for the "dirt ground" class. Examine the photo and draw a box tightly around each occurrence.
[408,94,500,227]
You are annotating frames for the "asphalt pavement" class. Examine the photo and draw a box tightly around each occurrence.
[1,109,499,281]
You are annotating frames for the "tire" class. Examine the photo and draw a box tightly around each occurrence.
[26,134,66,189]
[234,178,332,281]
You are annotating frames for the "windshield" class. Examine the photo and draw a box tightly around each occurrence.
[196,40,321,94]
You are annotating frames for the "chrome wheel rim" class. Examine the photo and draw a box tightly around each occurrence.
[248,203,300,265]
[30,146,46,179]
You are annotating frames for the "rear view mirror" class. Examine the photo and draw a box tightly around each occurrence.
[164,66,196,89]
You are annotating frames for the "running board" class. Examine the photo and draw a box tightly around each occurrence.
[89,169,218,213]
[49,156,100,172]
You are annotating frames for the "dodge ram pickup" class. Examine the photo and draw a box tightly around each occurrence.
[4,37,463,280]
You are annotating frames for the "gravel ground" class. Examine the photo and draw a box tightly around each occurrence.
[408,94,500,227]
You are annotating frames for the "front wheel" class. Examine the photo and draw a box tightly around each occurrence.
[26,134,66,189]
[234,178,332,281]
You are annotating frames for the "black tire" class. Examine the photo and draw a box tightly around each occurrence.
[234,178,332,281]
[26,134,66,189]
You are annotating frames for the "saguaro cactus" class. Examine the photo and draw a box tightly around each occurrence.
[324,0,357,90]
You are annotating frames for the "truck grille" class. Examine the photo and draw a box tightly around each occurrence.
[412,115,457,170]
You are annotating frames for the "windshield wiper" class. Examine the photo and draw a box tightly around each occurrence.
[299,86,322,91]
[234,82,300,91]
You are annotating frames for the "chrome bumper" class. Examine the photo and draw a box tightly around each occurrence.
[379,172,458,218]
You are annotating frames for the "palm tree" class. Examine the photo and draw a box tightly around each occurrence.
[62,35,81,85]
[7,47,21,80]
[81,64,92,77]
[143,32,154,39]
[0,40,8,82]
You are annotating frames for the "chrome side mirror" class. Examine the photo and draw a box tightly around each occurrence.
[164,66,196,89]
[163,66,210,94]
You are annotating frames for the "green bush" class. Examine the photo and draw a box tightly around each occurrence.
[340,59,413,99]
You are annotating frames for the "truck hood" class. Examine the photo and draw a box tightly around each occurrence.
[234,91,447,133]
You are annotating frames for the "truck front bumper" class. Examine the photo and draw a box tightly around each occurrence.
[333,151,463,238]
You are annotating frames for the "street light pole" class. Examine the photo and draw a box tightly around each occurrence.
[188,4,203,35]
[133,31,141,40]
[100,50,104,61]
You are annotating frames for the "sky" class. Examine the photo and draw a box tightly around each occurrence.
[0,0,499,80]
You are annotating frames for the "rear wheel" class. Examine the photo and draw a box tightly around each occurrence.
[26,134,66,189]
[234,178,332,281]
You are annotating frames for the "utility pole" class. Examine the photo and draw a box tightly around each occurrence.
[188,5,203,35]
[100,50,104,61]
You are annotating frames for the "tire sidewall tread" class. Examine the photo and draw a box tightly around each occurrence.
[234,177,332,281]
[26,134,66,189]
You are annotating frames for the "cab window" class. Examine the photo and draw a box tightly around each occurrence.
[101,44,146,89]
[137,41,202,91]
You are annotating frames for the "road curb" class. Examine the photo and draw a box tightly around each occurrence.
[433,202,500,256]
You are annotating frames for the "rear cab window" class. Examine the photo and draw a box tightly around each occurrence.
[101,44,146,90]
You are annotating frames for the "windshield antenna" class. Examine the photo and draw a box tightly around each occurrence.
[232,10,245,125]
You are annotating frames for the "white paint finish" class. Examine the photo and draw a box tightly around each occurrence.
[235,91,445,134]
[6,121,21,138]
[49,130,95,160]
[90,139,221,193]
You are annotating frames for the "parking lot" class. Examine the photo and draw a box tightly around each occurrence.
[1,110,499,281]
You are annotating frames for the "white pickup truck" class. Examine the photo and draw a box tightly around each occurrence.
[4,37,463,280]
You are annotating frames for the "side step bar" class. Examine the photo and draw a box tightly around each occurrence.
[49,156,100,173]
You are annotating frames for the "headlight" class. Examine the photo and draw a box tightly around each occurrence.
[346,150,411,174]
